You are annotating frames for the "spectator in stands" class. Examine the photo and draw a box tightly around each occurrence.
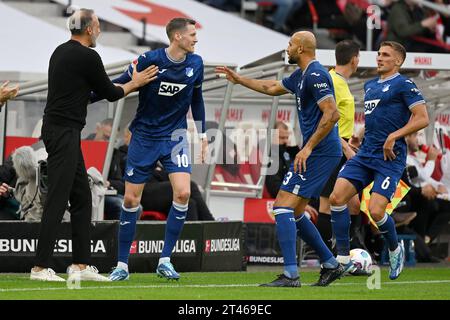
[263,121,318,221]
[435,0,450,43]
[108,125,215,221]
[0,151,19,220]
[85,118,114,140]
[386,0,445,52]
[0,145,51,222]
[265,121,299,198]
[263,0,305,33]
[83,117,124,220]
[0,81,19,108]
[404,132,450,246]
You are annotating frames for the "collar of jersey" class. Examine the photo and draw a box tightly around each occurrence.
[165,48,186,64]
[301,59,318,77]
[377,72,400,83]
[330,68,348,83]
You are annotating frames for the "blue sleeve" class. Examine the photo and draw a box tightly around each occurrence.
[195,57,204,88]
[281,69,301,94]
[306,71,334,104]
[402,79,426,110]
[191,86,205,134]
[90,52,152,104]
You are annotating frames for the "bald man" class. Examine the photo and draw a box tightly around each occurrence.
[216,31,345,287]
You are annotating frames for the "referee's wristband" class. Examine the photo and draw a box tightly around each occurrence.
[199,133,207,140]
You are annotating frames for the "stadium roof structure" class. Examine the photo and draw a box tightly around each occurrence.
[0,2,135,76]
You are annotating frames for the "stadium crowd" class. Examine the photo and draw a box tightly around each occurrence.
[199,0,450,52]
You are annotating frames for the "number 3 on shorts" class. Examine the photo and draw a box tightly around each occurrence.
[381,176,391,190]
[176,154,189,168]
[283,172,293,185]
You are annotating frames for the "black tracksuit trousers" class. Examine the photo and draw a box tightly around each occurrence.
[35,122,92,268]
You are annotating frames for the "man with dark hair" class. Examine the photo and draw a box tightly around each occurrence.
[30,8,158,282]
[329,41,429,280]
[217,31,345,287]
[105,17,208,281]
[317,40,362,270]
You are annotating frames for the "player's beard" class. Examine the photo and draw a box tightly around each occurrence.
[89,34,98,48]
[288,54,298,65]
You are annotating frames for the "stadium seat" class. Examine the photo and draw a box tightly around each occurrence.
[140,210,167,221]
[243,197,275,223]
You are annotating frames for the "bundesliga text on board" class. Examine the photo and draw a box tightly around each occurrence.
[204,238,240,253]
[129,240,197,255]
[0,239,107,254]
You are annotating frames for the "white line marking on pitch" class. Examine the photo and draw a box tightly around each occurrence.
[0,280,449,293]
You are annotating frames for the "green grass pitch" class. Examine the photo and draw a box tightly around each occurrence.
[0,267,449,300]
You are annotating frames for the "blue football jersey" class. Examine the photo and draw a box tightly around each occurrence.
[359,73,426,164]
[119,48,204,139]
[281,60,341,157]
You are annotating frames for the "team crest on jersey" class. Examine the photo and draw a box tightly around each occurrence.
[382,84,390,92]
[185,67,194,77]
[364,99,380,115]
[126,167,134,177]
[158,81,187,96]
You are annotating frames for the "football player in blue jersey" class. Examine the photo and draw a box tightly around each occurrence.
[216,31,346,287]
[105,18,208,281]
[329,41,429,280]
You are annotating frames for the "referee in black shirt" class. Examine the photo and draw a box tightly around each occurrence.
[30,8,158,282]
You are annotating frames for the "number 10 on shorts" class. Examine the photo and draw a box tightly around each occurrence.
[176,154,189,168]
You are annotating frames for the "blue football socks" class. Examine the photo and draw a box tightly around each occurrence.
[331,204,351,258]
[296,214,338,268]
[274,207,298,279]
[376,213,399,251]
[118,204,140,265]
[161,201,188,258]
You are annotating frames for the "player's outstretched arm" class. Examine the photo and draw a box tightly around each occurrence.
[383,104,429,161]
[215,66,287,96]
[293,97,340,173]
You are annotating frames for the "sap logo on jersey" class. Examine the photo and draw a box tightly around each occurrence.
[364,99,380,115]
[158,82,187,96]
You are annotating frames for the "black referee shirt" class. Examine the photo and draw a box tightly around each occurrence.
[43,40,124,130]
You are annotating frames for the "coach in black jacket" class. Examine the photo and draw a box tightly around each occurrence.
[31,8,158,281]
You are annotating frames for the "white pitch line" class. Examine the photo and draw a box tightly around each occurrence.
[0,280,449,293]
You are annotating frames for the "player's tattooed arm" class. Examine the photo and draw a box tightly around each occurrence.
[294,97,339,173]
[383,104,429,161]
[215,66,288,96]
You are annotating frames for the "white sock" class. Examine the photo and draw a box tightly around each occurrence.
[336,255,350,265]
[117,261,129,272]
[159,257,170,266]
